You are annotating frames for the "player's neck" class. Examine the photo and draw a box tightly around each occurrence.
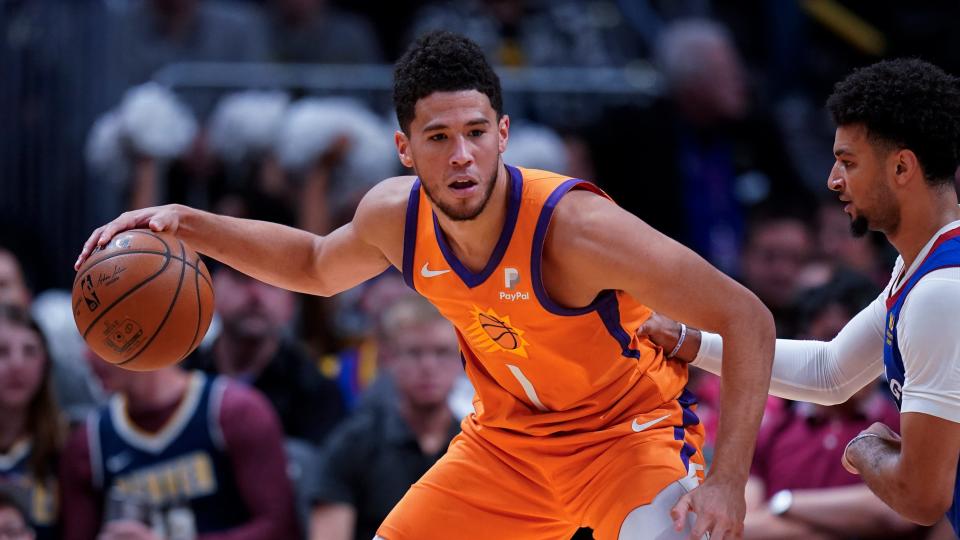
[124,368,191,413]
[889,187,960,270]
[434,164,510,273]
[0,411,27,453]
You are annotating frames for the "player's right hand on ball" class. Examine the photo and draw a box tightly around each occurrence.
[76,204,188,270]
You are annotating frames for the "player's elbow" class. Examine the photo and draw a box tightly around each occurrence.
[737,293,776,348]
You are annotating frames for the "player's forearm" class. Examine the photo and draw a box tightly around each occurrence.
[849,437,948,525]
[709,299,775,484]
[177,206,329,295]
[692,304,885,405]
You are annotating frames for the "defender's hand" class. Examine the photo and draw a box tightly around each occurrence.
[637,312,701,363]
[842,422,901,474]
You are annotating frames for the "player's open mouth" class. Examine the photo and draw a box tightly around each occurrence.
[448,178,479,197]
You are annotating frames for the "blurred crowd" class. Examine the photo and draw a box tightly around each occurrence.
[3,0,960,539]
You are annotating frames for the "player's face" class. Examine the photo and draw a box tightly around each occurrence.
[0,323,46,411]
[828,124,900,237]
[384,319,461,409]
[396,90,509,221]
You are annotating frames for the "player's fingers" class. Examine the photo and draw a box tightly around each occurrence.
[76,227,107,270]
[671,494,693,531]
[99,212,139,247]
[688,515,713,540]
[840,451,859,475]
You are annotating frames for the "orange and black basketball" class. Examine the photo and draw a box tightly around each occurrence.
[72,230,214,371]
[479,312,519,350]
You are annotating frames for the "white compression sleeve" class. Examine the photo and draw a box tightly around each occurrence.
[691,298,887,405]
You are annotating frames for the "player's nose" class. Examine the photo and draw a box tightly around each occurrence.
[449,136,473,167]
[827,162,843,192]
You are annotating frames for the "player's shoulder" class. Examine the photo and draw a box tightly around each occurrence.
[901,271,960,330]
[547,186,629,250]
[352,175,417,243]
[354,176,416,225]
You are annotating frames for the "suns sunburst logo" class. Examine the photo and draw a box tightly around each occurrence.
[466,305,530,358]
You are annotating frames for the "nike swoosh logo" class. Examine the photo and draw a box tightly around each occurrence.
[631,414,671,433]
[421,262,451,278]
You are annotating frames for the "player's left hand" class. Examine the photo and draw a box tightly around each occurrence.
[671,476,745,540]
[841,422,901,474]
[97,519,163,540]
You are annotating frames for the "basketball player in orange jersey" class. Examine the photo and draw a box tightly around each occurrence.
[76,31,774,540]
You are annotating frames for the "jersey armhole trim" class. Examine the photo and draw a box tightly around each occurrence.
[530,178,614,316]
[401,179,421,291]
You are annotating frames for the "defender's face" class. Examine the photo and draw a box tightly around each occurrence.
[396,90,509,221]
[828,124,899,237]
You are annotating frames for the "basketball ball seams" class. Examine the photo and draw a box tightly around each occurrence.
[76,251,211,289]
[116,240,188,367]
[134,230,212,289]
[81,252,172,340]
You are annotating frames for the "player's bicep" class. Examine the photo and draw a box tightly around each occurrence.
[309,178,410,296]
[311,221,391,296]
[560,194,756,331]
[898,279,960,422]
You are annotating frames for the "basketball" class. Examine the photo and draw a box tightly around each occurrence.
[72,230,214,371]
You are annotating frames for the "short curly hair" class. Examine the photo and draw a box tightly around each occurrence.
[394,31,503,134]
[827,58,960,185]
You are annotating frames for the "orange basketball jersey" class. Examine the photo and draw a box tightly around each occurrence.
[403,165,691,441]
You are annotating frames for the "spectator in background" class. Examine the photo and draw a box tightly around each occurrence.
[0,248,30,310]
[407,0,612,68]
[60,356,298,540]
[273,97,399,235]
[590,18,810,275]
[0,246,102,425]
[740,206,815,337]
[319,272,412,410]
[309,295,462,540]
[0,305,63,540]
[0,491,35,540]
[184,264,346,447]
[502,122,571,175]
[106,0,269,109]
[86,83,199,211]
[266,0,383,63]
[743,272,920,539]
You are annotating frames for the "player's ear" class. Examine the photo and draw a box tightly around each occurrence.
[894,149,919,186]
[395,130,414,169]
[498,114,510,154]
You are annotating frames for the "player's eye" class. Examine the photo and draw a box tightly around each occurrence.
[469,129,485,137]
[429,133,447,142]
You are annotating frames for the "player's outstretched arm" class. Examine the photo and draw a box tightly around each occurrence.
[639,303,887,405]
[547,191,774,539]
[75,177,413,297]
